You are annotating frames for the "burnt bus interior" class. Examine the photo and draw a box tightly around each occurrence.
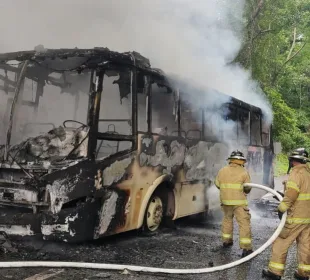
[0,48,271,168]
[145,86,270,147]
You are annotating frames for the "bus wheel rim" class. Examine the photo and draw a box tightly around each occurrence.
[146,196,163,231]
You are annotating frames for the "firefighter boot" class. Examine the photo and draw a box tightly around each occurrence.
[241,249,253,258]
[262,269,281,280]
[294,271,309,280]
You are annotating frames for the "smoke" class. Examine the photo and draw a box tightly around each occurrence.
[0,0,272,122]
[207,185,221,211]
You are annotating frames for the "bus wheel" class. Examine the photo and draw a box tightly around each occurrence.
[143,194,164,232]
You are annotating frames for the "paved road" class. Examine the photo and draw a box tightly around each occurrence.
[1,176,297,280]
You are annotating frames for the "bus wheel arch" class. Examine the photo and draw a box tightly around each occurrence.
[138,175,176,231]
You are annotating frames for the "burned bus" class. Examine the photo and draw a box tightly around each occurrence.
[0,48,274,242]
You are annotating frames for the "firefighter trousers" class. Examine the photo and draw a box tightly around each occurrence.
[221,205,252,250]
[268,223,310,277]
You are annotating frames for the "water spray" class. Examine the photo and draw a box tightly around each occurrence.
[0,183,286,274]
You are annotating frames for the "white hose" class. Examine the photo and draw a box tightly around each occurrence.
[0,183,286,274]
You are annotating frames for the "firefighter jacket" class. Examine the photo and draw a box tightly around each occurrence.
[215,163,251,206]
[278,164,310,225]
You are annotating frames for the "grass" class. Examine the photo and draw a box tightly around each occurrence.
[274,153,288,177]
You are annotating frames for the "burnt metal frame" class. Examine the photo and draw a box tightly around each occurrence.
[89,66,138,160]
[178,95,203,140]
[223,105,263,147]
[0,47,272,158]
[250,110,263,146]
[0,48,163,156]
[145,75,152,133]
[144,79,268,147]
[0,65,139,162]
[147,76,181,137]
[87,69,104,159]
[4,61,29,160]
[226,104,252,146]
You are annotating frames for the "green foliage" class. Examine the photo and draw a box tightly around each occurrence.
[237,0,310,152]
[264,87,310,151]
[274,153,289,177]
[265,87,296,137]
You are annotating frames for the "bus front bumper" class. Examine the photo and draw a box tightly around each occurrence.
[0,200,99,242]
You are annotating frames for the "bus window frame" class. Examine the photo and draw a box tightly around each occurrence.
[179,93,203,141]
[89,65,270,159]
[149,76,180,137]
[202,102,266,147]
[250,110,262,147]
[262,117,271,147]
[221,103,238,142]
[237,106,251,146]
[136,72,151,134]
[90,65,138,160]
[203,107,226,143]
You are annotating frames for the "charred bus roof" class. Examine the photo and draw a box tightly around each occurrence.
[0,47,263,115]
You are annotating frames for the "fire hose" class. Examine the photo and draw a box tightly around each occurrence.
[0,183,286,274]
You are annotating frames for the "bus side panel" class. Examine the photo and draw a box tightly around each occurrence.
[174,182,207,218]
[244,146,274,200]
[94,137,274,238]
[94,133,181,238]
[137,134,211,222]
[263,148,275,188]
[138,136,231,220]
[175,140,219,218]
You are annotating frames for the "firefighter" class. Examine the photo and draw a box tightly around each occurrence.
[262,148,310,280]
[215,150,253,258]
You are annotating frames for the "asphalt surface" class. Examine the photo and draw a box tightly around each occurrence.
[0,175,299,280]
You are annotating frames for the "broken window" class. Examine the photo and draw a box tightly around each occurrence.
[222,104,238,142]
[98,70,132,136]
[0,61,92,162]
[10,69,90,146]
[151,83,178,136]
[96,70,133,159]
[221,104,250,144]
[238,108,250,145]
[180,97,202,140]
[204,109,223,142]
[251,112,262,146]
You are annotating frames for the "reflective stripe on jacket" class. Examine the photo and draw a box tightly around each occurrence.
[278,164,310,224]
[215,163,251,206]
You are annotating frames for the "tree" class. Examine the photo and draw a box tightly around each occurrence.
[236,0,310,151]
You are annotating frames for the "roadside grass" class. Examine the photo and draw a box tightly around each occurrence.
[274,153,288,177]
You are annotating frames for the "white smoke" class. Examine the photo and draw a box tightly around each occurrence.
[0,0,272,121]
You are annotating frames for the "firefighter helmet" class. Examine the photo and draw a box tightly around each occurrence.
[288,148,309,163]
[227,150,247,162]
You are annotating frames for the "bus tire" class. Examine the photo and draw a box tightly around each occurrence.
[142,192,165,234]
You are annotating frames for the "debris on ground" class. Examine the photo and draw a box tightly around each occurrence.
[250,192,283,218]
[120,269,130,275]
[91,272,112,278]
[0,232,18,253]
